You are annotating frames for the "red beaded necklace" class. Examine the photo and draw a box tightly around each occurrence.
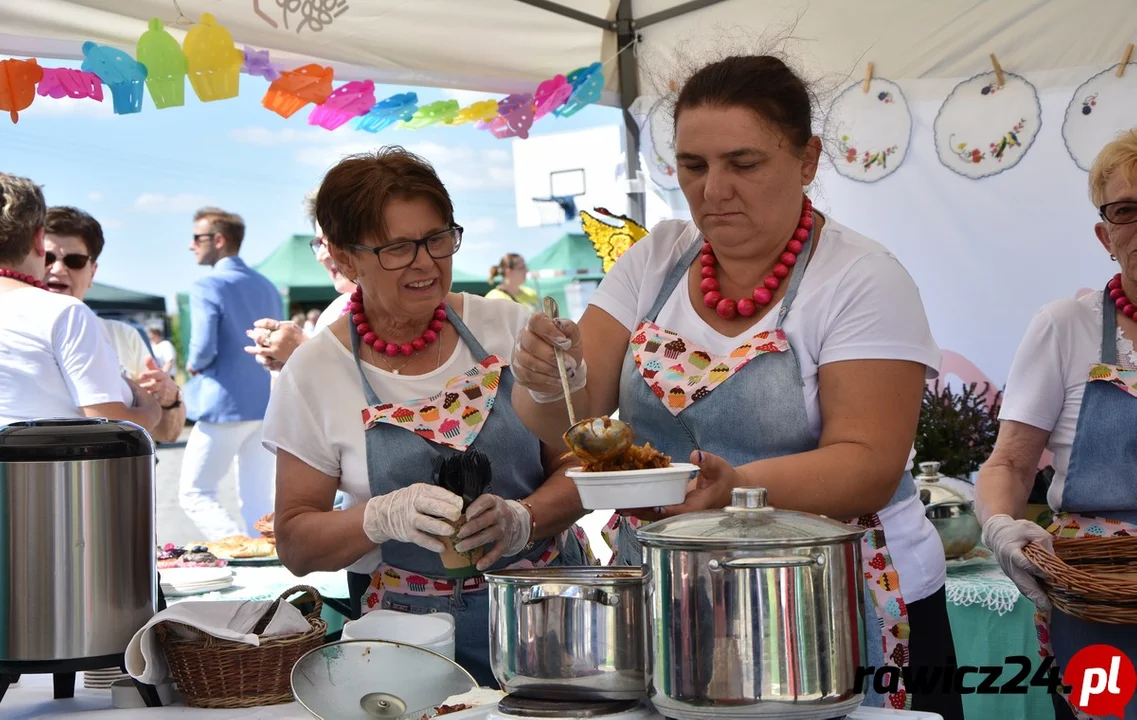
[349,287,448,357]
[0,268,46,289]
[1108,273,1137,319]
[700,195,813,320]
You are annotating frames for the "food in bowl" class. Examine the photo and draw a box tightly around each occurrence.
[579,441,670,472]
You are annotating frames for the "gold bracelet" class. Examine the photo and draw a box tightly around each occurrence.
[520,500,537,550]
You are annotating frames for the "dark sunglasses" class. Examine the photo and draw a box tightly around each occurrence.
[45,252,92,270]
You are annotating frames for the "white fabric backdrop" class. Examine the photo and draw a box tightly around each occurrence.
[807,76,1118,392]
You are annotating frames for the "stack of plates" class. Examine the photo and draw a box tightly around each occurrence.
[84,668,131,689]
[159,567,235,597]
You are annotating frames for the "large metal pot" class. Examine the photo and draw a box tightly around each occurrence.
[636,487,868,720]
[484,566,649,701]
[916,461,982,558]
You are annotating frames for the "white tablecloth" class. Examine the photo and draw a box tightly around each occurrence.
[1,674,315,719]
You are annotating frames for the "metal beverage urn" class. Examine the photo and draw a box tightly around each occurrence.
[0,418,162,706]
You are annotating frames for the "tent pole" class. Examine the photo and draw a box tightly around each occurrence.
[511,0,615,30]
[634,0,732,29]
[616,0,646,227]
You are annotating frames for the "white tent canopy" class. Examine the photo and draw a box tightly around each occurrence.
[4,0,1137,391]
[4,1,1137,100]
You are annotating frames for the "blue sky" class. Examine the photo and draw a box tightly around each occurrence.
[0,56,625,310]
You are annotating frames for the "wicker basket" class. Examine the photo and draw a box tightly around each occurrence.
[156,584,326,708]
[1023,537,1137,624]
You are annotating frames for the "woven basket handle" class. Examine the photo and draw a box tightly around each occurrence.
[278,584,323,620]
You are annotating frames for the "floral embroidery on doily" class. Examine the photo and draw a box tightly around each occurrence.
[949,118,1026,165]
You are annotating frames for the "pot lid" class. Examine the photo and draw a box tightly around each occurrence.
[915,461,969,505]
[635,487,866,549]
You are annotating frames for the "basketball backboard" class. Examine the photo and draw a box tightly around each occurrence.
[513,125,626,228]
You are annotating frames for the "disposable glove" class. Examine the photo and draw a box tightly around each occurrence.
[363,483,463,553]
[455,494,532,570]
[981,513,1054,610]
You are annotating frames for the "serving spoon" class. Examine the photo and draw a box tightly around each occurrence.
[541,297,634,463]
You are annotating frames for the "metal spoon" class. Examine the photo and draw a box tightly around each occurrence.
[541,297,634,463]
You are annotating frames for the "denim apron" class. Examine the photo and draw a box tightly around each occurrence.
[602,220,923,710]
[1033,288,1137,720]
[349,306,592,687]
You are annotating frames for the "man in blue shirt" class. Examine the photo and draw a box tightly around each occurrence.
[181,207,283,540]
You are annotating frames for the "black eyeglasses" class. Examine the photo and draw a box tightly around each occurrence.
[45,252,92,270]
[1100,201,1137,225]
[350,226,463,270]
[309,236,325,255]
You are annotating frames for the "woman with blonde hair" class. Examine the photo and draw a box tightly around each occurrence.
[486,253,537,309]
[977,128,1137,720]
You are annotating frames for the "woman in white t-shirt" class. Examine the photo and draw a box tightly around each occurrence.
[510,55,960,718]
[977,129,1137,720]
[0,173,160,431]
[260,149,595,687]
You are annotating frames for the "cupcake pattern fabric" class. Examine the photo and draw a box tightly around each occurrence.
[630,320,790,415]
[361,355,505,451]
[1087,362,1137,398]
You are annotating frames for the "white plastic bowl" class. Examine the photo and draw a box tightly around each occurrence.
[566,463,698,510]
[341,609,456,659]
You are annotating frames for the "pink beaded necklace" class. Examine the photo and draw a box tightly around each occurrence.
[349,287,448,357]
[699,195,813,320]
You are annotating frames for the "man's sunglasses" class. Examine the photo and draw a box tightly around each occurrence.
[45,252,92,270]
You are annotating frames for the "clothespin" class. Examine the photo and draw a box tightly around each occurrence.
[1118,44,1134,77]
[990,53,1005,86]
[863,62,873,92]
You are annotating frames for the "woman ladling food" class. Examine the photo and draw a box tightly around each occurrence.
[509,54,962,718]
[261,148,595,686]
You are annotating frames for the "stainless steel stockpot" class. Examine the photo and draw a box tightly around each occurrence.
[485,566,649,701]
[636,487,869,720]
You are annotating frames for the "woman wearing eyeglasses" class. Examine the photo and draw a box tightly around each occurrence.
[977,129,1137,720]
[0,173,161,433]
[242,192,359,372]
[260,147,593,687]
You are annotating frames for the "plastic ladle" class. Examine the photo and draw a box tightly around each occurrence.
[541,297,634,463]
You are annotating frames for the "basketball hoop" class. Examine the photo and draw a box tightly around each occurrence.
[531,195,579,225]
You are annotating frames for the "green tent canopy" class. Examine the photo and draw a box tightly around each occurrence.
[524,232,605,318]
[85,281,167,313]
[254,234,339,305]
[527,233,604,277]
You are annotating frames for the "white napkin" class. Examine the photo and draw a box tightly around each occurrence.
[125,599,312,684]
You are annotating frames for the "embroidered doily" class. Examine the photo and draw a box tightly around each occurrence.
[629,95,679,191]
[934,71,1041,179]
[946,560,1022,616]
[825,78,911,182]
[1088,290,1137,366]
[1062,63,1137,171]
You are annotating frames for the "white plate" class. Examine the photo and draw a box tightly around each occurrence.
[158,567,233,585]
[566,463,698,510]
